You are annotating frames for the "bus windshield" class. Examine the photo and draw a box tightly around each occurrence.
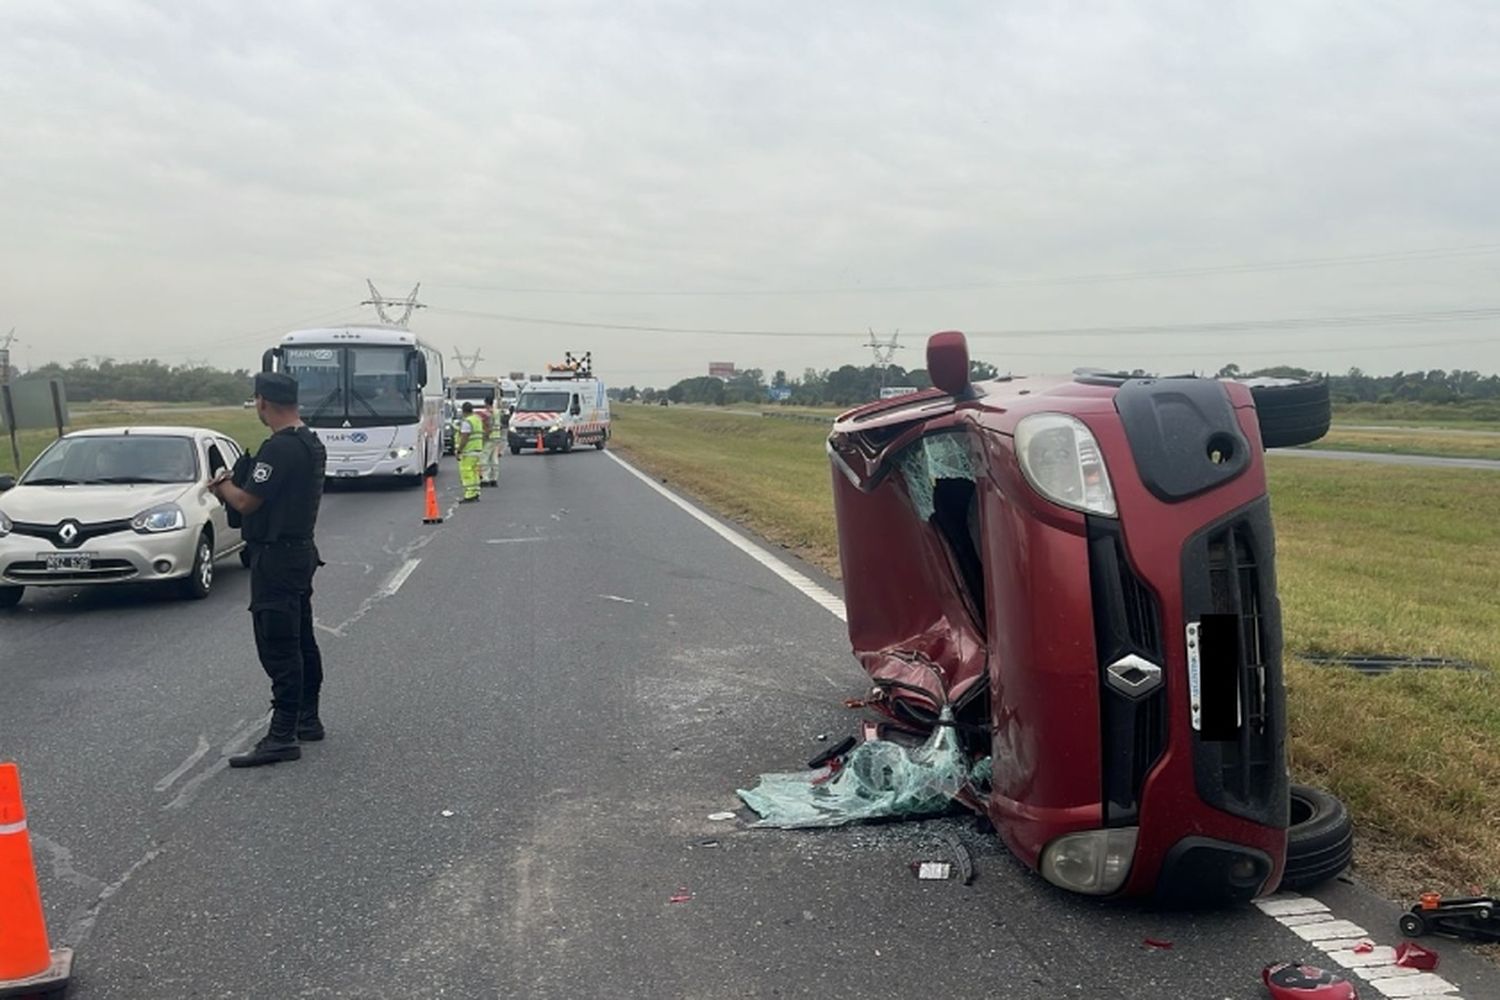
[517,391,571,412]
[283,345,422,426]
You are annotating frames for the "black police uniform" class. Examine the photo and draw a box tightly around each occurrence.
[243,422,327,736]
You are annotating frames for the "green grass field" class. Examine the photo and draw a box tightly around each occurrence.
[1318,426,1500,460]
[613,405,1500,897]
[3,405,269,476]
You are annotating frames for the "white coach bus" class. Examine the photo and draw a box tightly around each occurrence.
[261,325,445,483]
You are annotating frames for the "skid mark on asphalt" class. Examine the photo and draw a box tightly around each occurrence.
[153,734,210,792]
[33,833,164,950]
[321,557,424,637]
[161,712,270,813]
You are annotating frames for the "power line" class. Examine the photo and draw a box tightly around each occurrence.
[427,303,1500,340]
[425,243,1500,297]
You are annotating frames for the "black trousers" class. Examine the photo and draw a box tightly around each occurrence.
[248,544,324,735]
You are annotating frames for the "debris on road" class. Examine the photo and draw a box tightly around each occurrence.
[806,736,857,769]
[1142,938,1173,950]
[1394,941,1439,970]
[912,861,952,880]
[1351,941,1374,954]
[440,809,455,818]
[706,811,737,822]
[736,708,969,829]
[598,594,637,604]
[1261,962,1357,999]
[668,887,693,904]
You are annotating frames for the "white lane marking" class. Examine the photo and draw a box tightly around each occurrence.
[1257,894,1465,996]
[599,594,636,604]
[381,558,421,597]
[1366,972,1463,997]
[485,537,547,544]
[605,451,847,622]
[154,734,211,792]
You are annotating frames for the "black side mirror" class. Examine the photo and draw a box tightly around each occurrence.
[206,444,228,476]
[414,354,429,387]
[0,474,15,493]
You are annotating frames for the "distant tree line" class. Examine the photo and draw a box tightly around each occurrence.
[25,358,254,406]
[604,361,1500,411]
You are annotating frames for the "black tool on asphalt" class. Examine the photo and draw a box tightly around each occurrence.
[1399,894,1500,943]
[807,736,857,769]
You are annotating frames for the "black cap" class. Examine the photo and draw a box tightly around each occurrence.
[254,372,299,405]
[461,401,474,413]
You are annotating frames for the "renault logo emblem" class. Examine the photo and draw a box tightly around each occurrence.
[58,521,80,545]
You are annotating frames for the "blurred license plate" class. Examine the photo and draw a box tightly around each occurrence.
[335,469,359,477]
[43,552,95,571]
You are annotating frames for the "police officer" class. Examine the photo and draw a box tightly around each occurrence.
[210,371,328,768]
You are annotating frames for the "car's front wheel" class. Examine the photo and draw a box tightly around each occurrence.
[0,585,23,609]
[181,531,214,600]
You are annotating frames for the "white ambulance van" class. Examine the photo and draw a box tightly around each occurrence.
[507,353,610,454]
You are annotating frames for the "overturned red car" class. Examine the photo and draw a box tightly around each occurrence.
[828,331,1343,904]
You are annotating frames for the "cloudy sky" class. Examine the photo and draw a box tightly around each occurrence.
[4,0,1500,384]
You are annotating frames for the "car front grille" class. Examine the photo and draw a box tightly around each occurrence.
[1088,520,1168,827]
[4,559,139,582]
[10,519,133,550]
[1181,498,1289,827]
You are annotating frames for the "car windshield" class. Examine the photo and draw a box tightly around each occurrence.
[21,435,198,485]
[451,386,493,403]
[517,391,571,412]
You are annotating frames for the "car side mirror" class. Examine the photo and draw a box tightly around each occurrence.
[414,354,429,388]
[206,444,227,476]
[0,474,15,493]
[928,330,972,398]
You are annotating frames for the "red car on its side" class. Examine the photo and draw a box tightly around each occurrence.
[827,331,1347,904]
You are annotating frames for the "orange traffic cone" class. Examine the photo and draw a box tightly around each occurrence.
[422,475,443,525]
[535,433,543,452]
[0,762,73,996]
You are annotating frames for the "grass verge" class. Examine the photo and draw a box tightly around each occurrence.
[613,405,1500,898]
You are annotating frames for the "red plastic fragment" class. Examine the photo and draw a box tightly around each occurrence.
[668,887,692,904]
[1143,938,1173,950]
[1352,941,1375,955]
[1394,941,1439,970]
[843,698,867,709]
[1262,962,1357,999]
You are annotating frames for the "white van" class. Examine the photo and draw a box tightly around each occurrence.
[507,357,610,453]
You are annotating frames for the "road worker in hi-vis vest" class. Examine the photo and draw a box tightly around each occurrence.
[455,401,486,502]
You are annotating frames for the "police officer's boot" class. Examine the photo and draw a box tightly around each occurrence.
[297,694,325,742]
[229,712,301,768]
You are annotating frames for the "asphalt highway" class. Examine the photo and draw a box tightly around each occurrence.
[4,452,1498,998]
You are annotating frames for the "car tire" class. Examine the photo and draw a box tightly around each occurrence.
[1248,380,1332,449]
[563,433,575,454]
[594,433,607,451]
[1279,783,1354,891]
[0,585,23,609]
[181,531,215,600]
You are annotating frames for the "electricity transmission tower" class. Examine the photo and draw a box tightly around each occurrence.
[361,280,426,328]
[0,328,17,384]
[451,349,484,376]
[865,329,903,390]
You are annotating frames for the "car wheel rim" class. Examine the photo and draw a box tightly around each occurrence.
[200,544,213,590]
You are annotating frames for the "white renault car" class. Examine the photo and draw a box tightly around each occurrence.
[0,426,247,608]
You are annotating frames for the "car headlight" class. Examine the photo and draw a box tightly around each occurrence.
[1040,827,1138,895]
[131,503,187,534]
[389,447,413,459]
[1014,413,1117,517]
[549,424,561,433]
[0,510,11,538]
